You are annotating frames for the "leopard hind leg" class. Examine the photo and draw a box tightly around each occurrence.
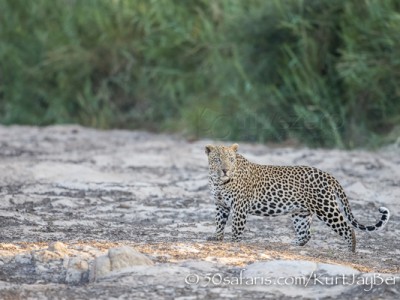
[316,207,356,252]
[291,211,313,246]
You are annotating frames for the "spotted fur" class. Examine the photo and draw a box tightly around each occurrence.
[205,144,390,252]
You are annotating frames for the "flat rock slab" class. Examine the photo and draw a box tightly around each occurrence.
[0,125,399,299]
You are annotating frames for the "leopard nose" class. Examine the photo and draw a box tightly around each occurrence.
[222,169,228,175]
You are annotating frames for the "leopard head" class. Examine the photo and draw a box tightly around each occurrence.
[205,143,239,183]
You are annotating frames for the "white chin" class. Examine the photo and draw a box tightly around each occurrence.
[221,176,230,182]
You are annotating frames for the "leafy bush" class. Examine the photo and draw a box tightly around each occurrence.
[1,0,399,148]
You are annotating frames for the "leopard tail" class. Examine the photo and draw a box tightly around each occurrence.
[333,180,390,231]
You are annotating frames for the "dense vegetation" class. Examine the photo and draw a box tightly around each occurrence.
[1,0,400,148]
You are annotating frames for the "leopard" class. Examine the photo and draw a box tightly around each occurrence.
[205,143,390,252]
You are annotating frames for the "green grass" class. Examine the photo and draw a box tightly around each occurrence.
[1,0,399,148]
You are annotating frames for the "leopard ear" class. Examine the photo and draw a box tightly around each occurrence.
[205,144,215,155]
[231,143,239,152]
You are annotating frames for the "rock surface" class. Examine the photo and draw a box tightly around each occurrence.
[0,125,399,299]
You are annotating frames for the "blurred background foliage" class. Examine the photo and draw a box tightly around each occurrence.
[1,0,400,148]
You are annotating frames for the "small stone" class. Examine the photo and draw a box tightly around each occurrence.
[89,255,111,281]
[118,203,131,209]
[48,242,68,254]
[108,246,153,270]
[0,252,15,263]
[14,254,32,264]
[32,250,62,263]
[65,257,89,284]
[89,246,153,281]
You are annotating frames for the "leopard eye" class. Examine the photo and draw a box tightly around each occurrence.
[213,157,220,163]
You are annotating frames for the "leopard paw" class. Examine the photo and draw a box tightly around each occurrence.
[207,235,223,241]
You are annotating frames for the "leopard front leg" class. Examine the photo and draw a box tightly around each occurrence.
[207,204,230,241]
[231,201,249,242]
